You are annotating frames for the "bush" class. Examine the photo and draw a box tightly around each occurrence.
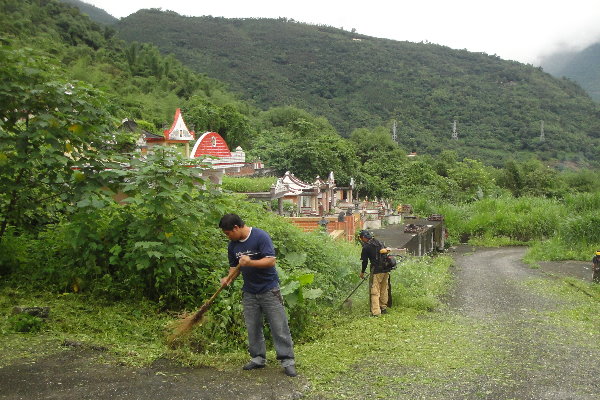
[0,228,31,276]
[559,212,600,245]
[7,314,44,333]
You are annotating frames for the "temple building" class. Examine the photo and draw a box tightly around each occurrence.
[278,171,337,215]
[143,108,196,157]
[189,131,247,184]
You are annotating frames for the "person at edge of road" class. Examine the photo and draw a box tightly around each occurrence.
[592,250,600,284]
[219,213,297,377]
[358,230,390,317]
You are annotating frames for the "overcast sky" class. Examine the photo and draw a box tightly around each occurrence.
[85,0,600,65]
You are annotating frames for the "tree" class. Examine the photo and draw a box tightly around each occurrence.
[186,99,254,149]
[251,117,359,185]
[0,43,117,241]
[349,126,398,163]
[447,158,495,200]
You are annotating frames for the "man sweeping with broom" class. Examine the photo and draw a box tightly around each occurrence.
[219,213,297,377]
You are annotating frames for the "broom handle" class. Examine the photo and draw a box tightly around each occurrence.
[200,264,241,309]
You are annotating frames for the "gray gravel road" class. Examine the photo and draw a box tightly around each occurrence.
[446,246,600,399]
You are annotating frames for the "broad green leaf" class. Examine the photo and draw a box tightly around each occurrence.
[280,280,300,296]
[302,288,323,300]
[283,252,307,267]
[296,273,315,286]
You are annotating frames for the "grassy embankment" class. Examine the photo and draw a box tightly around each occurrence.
[0,255,451,370]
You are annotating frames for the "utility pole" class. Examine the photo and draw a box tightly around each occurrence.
[452,120,458,140]
[540,120,545,141]
[392,120,397,142]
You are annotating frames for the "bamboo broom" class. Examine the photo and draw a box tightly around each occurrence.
[167,264,240,343]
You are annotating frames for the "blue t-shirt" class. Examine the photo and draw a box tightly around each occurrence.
[227,227,278,294]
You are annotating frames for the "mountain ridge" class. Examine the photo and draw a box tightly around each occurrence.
[60,0,118,25]
[540,41,600,101]
[114,9,600,166]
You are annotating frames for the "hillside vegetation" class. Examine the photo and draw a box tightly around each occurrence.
[60,0,118,25]
[115,10,600,166]
[540,41,600,102]
[1,0,243,129]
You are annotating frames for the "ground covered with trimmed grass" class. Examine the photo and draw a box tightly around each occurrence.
[2,248,600,399]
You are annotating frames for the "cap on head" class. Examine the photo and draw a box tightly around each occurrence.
[359,230,373,239]
[596,250,600,256]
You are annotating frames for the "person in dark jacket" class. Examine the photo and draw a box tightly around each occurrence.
[592,251,600,284]
[359,230,390,316]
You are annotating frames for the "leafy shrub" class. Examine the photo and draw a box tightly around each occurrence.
[0,228,31,276]
[7,147,362,349]
[559,212,600,245]
[7,314,44,333]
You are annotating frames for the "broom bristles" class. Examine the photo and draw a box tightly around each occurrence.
[167,266,239,344]
[166,300,214,343]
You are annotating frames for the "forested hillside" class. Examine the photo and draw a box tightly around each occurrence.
[0,0,245,130]
[540,42,600,102]
[60,0,117,25]
[115,9,600,166]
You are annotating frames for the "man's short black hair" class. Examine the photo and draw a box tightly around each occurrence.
[219,213,245,231]
[359,230,373,239]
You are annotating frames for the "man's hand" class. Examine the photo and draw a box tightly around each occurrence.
[220,276,232,286]
[239,255,252,266]
[360,272,365,279]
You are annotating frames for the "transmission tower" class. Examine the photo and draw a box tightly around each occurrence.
[540,120,545,141]
[451,120,458,140]
[392,120,397,142]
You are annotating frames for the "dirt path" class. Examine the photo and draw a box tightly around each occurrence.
[2,247,599,399]
[306,246,600,399]
[444,246,600,399]
[0,349,307,400]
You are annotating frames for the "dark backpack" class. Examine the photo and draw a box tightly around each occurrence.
[369,238,397,273]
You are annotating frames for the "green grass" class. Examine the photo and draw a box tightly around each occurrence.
[468,235,526,247]
[0,256,455,371]
[301,265,600,398]
[0,284,170,367]
[221,176,277,193]
[3,249,600,398]
[521,277,600,335]
[525,237,597,263]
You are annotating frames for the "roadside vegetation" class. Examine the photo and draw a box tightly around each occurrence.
[0,256,453,370]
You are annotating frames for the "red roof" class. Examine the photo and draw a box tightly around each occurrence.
[191,132,231,158]
[163,108,195,140]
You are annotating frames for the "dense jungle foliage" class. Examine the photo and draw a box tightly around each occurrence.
[2,0,600,357]
[115,9,600,167]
